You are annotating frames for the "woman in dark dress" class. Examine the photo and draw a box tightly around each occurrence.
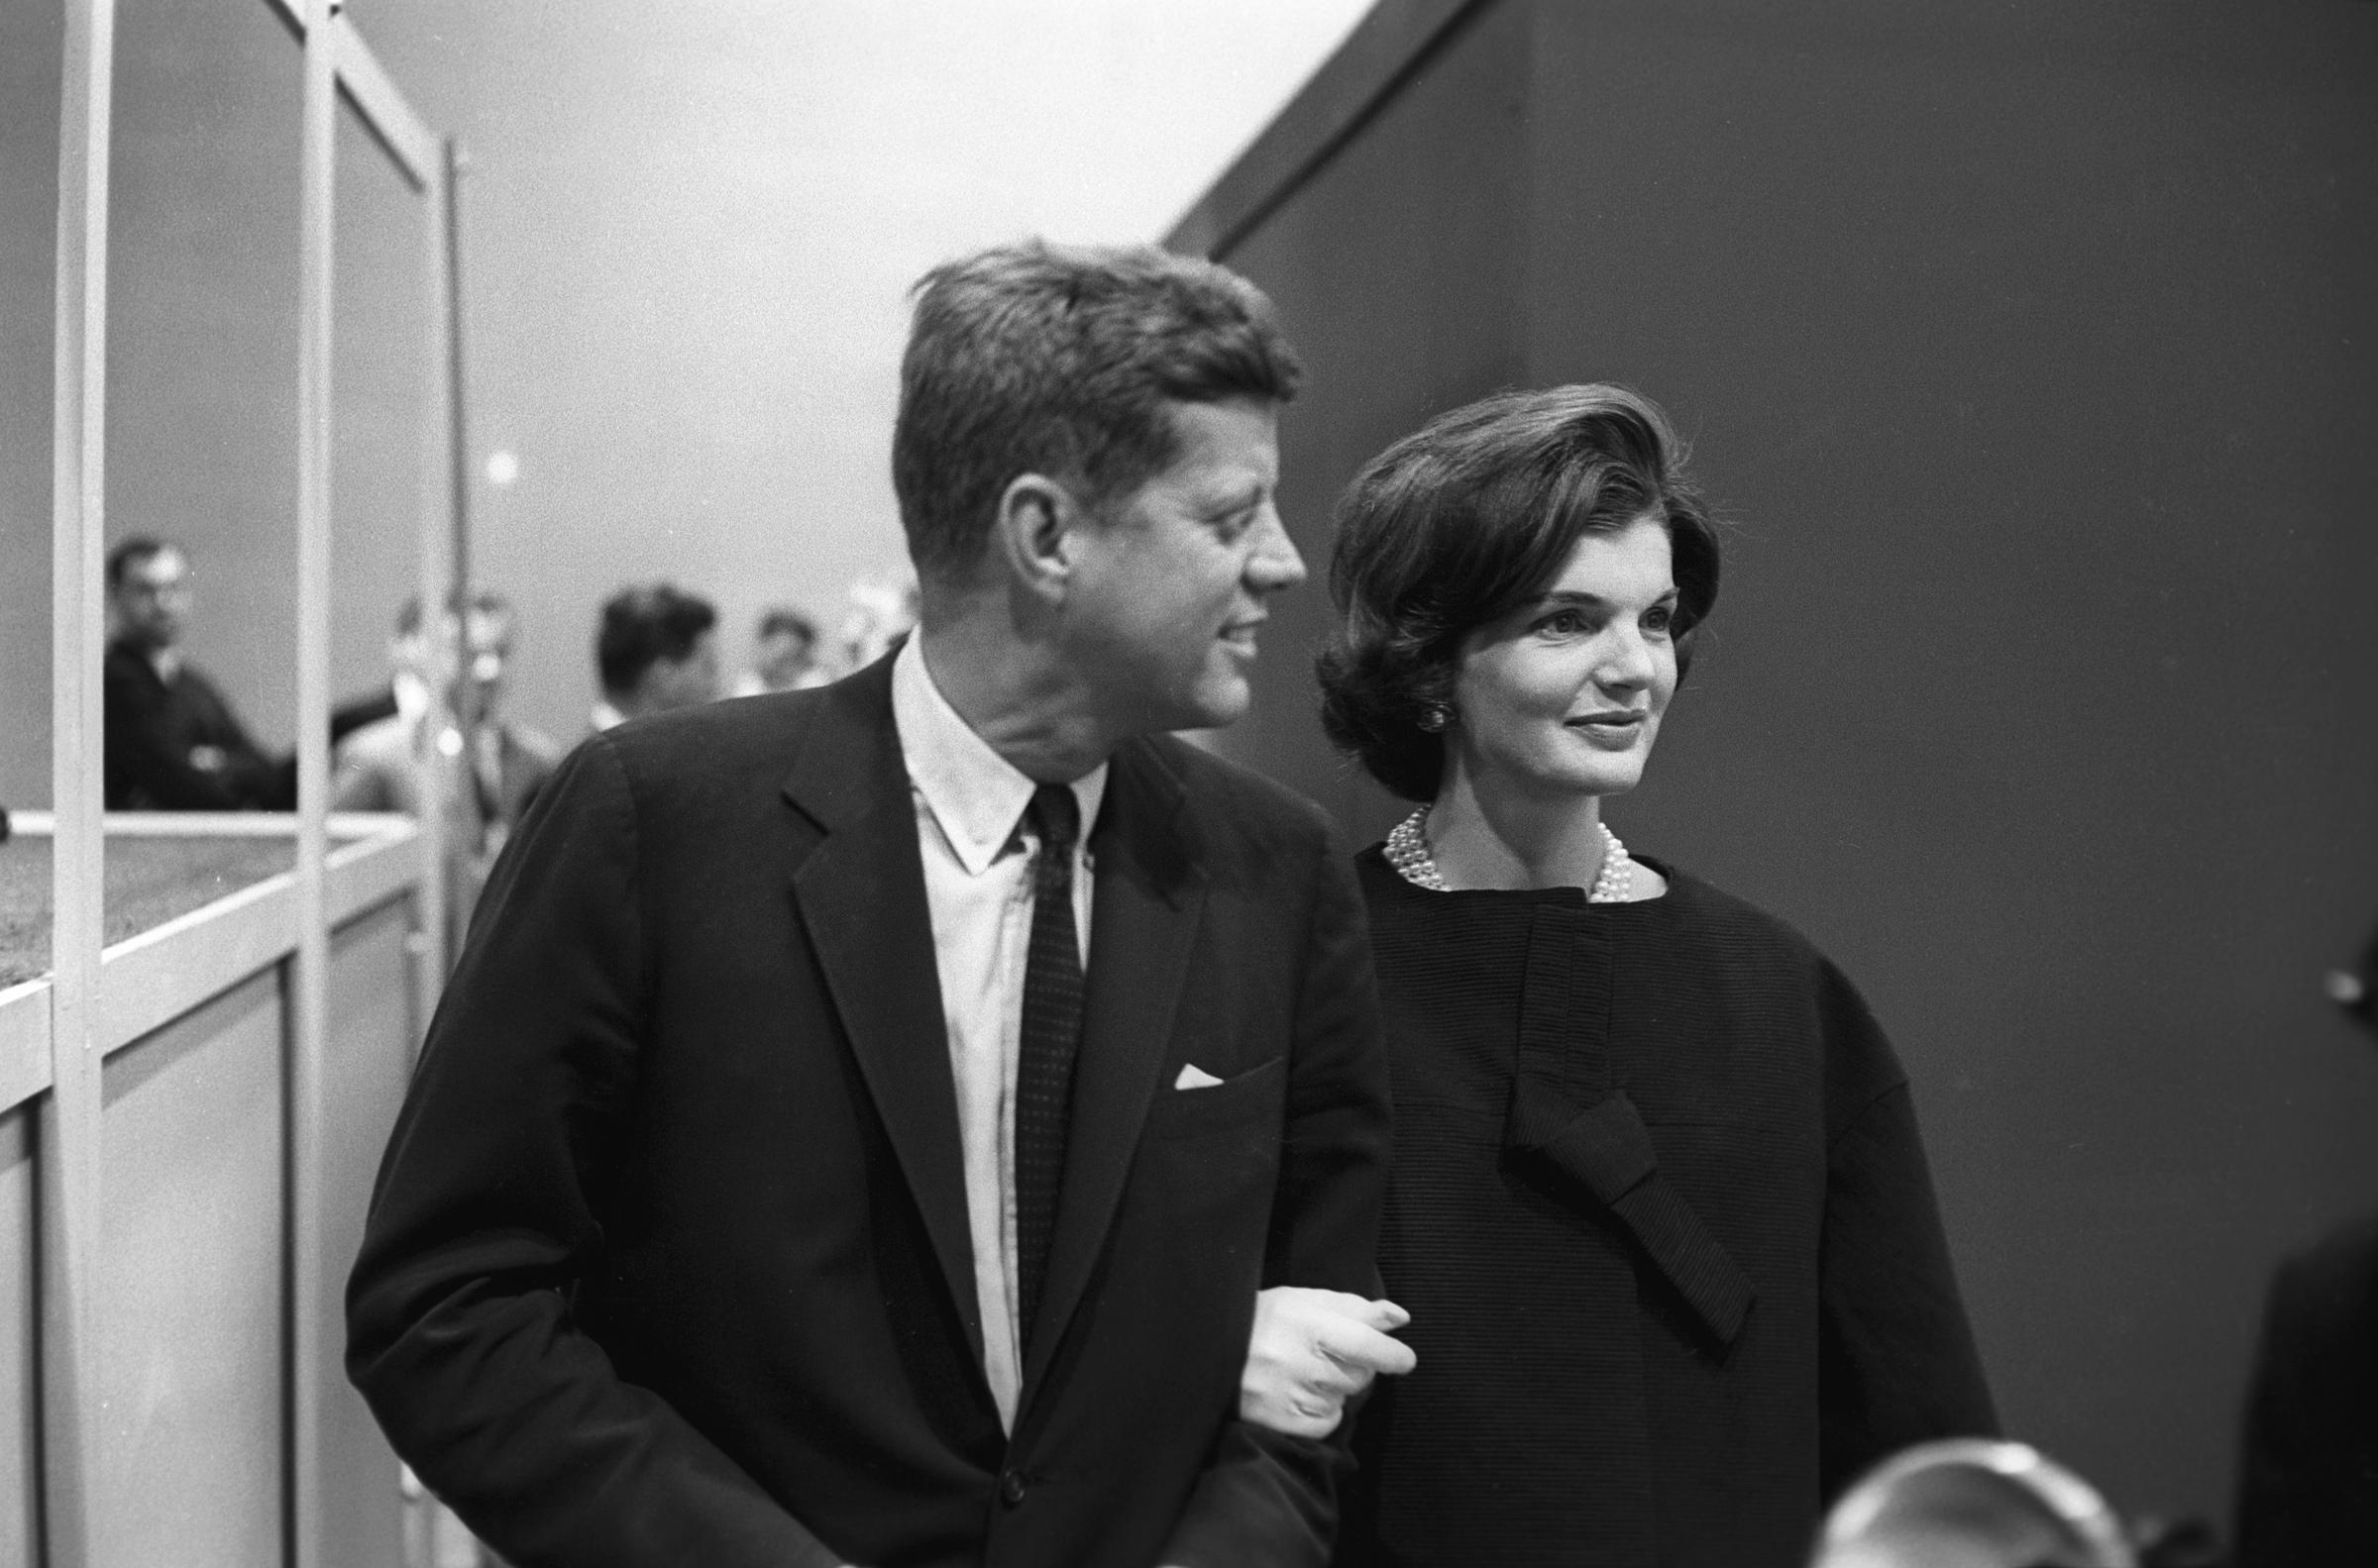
[1315,385,1997,1566]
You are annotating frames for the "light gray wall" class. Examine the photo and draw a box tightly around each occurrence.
[0,0,431,809]
[0,2,62,812]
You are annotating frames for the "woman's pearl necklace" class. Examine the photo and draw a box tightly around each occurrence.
[1384,808,1634,902]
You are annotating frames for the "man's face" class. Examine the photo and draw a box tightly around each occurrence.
[111,548,191,650]
[755,627,814,688]
[461,610,514,713]
[394,609,514,719]
[641,630,721,713]
[1059,397,1305,735]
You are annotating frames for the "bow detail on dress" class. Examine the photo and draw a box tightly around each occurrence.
[1503,902,1757,1351]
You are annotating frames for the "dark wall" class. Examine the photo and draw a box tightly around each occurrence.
[1192,0,2378,1523]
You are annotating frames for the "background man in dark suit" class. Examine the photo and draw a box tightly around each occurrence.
[103,534,398,809]
[103,535,291,809]
[347,240,1397,1567]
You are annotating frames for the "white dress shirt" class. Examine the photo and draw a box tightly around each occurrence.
[891,634,1105,1431]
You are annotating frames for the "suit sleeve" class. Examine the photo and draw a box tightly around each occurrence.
[345,736,849,1568]
[1161,824,1392,1568]
[1814,963,1999,1497]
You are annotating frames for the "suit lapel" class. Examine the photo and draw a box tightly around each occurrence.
[782,660,985,1365]
[1023,739,1206,1398]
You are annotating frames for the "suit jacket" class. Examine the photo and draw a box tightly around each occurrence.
[332,708,560,829]
[347,655,1391,1568]
[102,640,286,809]
[2232,1210,2378,1567]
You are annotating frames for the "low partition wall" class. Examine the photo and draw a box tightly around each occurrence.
[0,814,428,1568]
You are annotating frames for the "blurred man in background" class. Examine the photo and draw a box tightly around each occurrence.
[103,536,397,810]
[733,606,827,695]
[334,590,560,863]
[831,568,920,676]
[104,535,284,809]
[591,582,720,731]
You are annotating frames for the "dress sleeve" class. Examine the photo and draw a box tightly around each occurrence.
[1815,969,1999,1498]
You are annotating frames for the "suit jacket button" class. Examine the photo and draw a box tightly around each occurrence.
[999,1469,1027,1508]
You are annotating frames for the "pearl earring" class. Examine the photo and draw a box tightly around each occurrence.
[1418,702,1451,733]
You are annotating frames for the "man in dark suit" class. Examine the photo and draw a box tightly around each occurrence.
[103,535,398,809]
[103,536,290,809]
[347,240,1395,1567]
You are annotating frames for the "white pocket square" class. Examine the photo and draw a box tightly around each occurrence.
[1173,1064,1225,1091]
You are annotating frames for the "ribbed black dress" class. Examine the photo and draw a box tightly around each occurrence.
[1336,847,1997,1568]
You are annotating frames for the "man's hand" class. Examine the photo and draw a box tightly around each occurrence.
[1239,1287,1415,1440]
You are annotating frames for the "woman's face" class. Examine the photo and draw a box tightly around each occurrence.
[1446,515,1679,806]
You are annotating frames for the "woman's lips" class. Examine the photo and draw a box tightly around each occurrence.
[1569,711,1648,748]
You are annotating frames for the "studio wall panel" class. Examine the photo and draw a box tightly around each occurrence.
[1179,0,2378,1525]
[98,966,287,1568]
[0,1106,36,1568]
[1198,0,1533,830]
[311,897,419,1564]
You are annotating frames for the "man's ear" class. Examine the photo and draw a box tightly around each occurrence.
[992,472,1085,603]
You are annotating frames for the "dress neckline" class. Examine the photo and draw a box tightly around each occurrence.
[1356,841,1680,909]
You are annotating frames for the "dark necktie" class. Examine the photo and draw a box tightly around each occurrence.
[1015,783,1085,1344]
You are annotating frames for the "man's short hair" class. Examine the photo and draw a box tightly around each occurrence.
[596,583,717,697]
[891,239,1305,585]
[106,535,175,589]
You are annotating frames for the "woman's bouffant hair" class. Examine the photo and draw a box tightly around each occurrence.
[1316,384,1721,803]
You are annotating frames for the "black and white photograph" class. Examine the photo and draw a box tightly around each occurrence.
[2,3,2374,1565]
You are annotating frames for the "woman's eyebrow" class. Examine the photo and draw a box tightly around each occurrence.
[1530,586,1679,610]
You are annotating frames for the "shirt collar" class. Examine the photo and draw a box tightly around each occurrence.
[892,632,1108,877]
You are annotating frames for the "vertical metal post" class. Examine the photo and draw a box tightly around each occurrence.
[43,3,116,1563]
[412,144,455,1000]
[444,140,471,613]
[290,2,339,1562]
[438,138,486,927]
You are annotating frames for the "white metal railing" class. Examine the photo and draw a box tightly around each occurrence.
[37,3,464,1562]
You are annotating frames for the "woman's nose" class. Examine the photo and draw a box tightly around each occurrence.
[1597,626,1656,691]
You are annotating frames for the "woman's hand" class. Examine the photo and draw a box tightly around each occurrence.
[1240,1287,1416,1439]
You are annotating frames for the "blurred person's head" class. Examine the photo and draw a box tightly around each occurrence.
[395,591,518,719]
[597,583,720,720]
[834,571,920,676]
[106,536,191,652]
[890,239,1308,752]
[1318,384,1721,806]
[751,607,820,692]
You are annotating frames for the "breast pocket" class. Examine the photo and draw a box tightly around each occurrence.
[1141,1053,1288,1142]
